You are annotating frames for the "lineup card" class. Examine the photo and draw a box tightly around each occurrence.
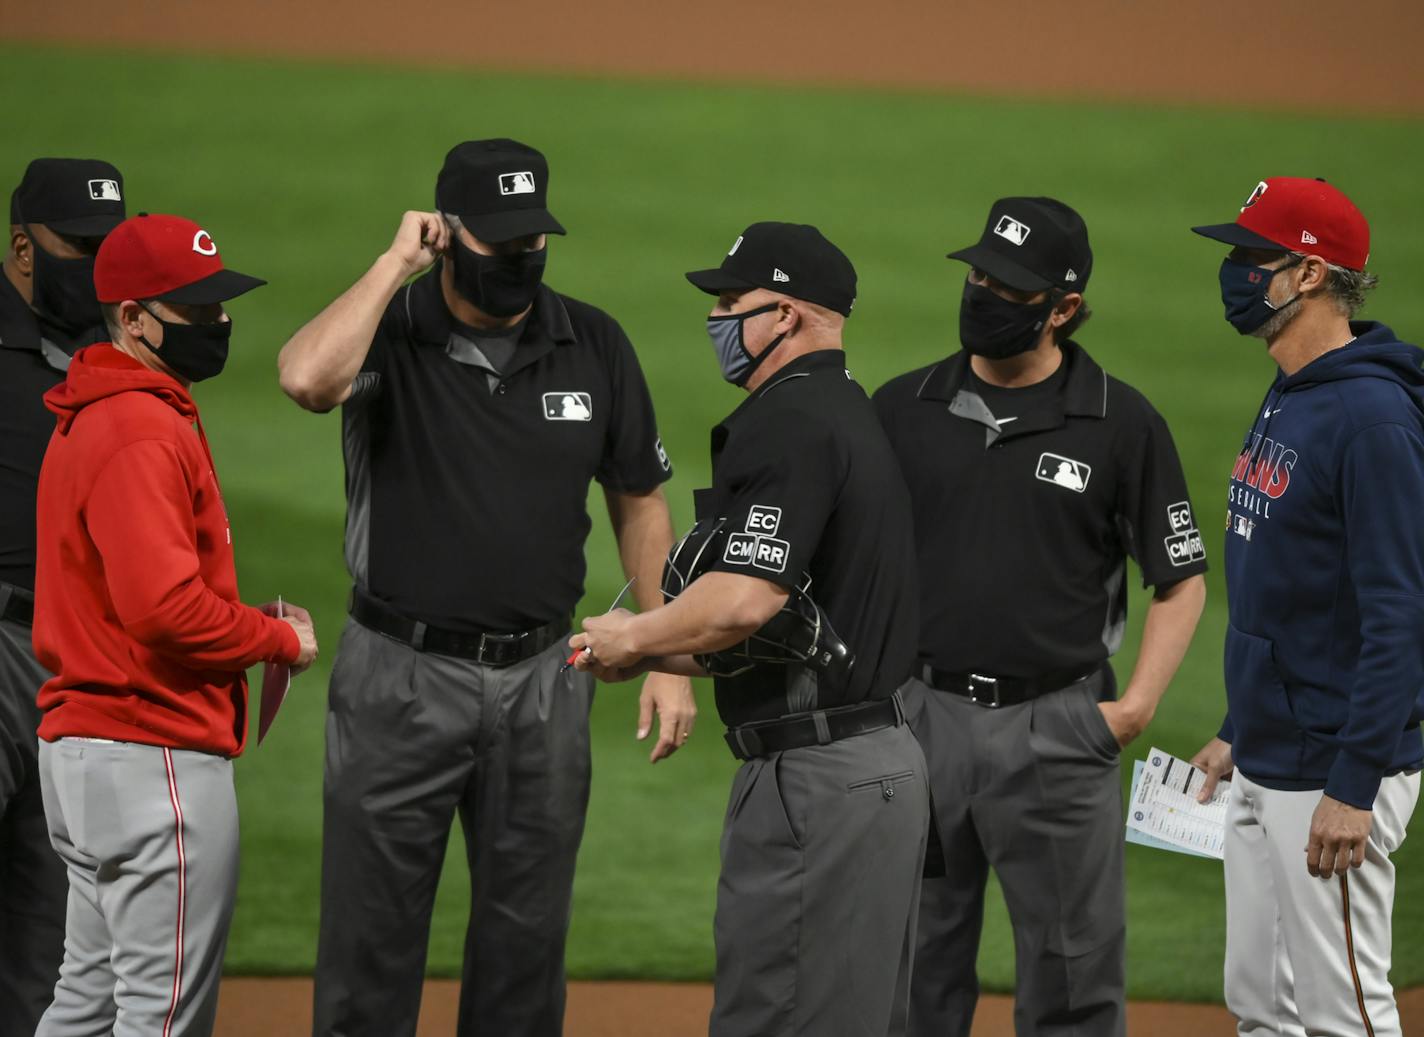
[1124,748,1229,860]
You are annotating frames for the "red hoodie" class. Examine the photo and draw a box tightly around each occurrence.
[32,344,300,756]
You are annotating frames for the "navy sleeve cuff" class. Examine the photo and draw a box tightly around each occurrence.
[1217,713,1235,744]
[1324,750,1384,810]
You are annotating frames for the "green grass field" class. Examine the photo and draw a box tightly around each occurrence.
[4,44,1423,1002]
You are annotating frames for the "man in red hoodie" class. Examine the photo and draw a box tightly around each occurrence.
[31,212,318,1037]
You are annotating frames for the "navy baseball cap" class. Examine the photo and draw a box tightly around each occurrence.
[11,157,126,237]
[436,139,566,243]
[948,197,1092,293]
[686,222,858,317]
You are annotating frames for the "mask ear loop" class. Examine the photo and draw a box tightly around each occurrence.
[1264,254,1307,313]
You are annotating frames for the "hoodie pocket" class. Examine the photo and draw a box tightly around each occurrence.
[1224,623,1303,775]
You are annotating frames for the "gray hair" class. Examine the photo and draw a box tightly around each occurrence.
[1292,252,1379,317]
[101,301,126,343]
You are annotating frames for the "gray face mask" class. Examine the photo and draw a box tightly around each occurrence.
[705,302,784,387]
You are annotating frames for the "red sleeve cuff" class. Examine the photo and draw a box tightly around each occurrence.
[271,616,302,664]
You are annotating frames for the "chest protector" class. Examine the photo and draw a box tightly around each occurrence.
[661,515,854,689]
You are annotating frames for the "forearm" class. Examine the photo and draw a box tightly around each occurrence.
[278,250,409,411]
[1121,574,1206,715]
[606,488,676,612]
[644,654,709,678]
[626,572,786,658]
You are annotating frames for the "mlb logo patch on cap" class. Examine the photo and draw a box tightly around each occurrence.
[993,215,1031,246]
[88,179,121,202]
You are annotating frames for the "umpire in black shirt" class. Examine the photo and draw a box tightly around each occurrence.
[873,198,1207,1037]
[0,157,125,1032]
[572,222,930,1037]
[279,139,692,1037]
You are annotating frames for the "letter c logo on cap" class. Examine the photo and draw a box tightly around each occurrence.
[192,230,217,256]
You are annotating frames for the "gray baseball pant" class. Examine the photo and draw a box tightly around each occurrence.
[0,614,68,1034]
[1224,770,1420,1037]
[903,674,1126,1037]
[313,617,594,1037]
[710,719,930,1037]
[35,738,238,1037]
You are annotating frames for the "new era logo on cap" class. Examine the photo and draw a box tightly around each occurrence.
[88,179,121,201]
[499,171,536,196]
[1064,268,1078,282]
[772,268,790,282]
[993,215,1031,246]
[1301,230,1318,244]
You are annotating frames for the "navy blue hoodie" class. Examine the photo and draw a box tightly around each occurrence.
[1221,322,1424,809]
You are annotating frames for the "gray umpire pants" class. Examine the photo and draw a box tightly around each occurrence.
[0,614,68,1034]
[903,674,1126,1037]
[313,617,594,1037]
[36,738,239,1037]
[711,719,931,1037]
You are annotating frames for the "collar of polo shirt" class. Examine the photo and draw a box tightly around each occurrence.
[918,340,1107,419]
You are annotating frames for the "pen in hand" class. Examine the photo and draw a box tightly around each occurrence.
[562,577,636,673]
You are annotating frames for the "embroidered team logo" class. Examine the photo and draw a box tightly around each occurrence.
[88,179,121,201]
[993,215,1031,246]
[499,171,537,196]
[1164,501,1206,566]
[542,391,592,421]
[1035,452,1090,493]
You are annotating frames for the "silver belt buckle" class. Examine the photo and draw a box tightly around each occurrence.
[967,673,1001,708]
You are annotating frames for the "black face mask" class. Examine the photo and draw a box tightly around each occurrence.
[449,238,547,318]
[138,303,232,383]
[958,280,1056,360]
[25,225,102,337]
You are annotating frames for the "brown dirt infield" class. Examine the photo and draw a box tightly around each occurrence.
[11,1,1421,1032]
[216,977,1424,1035]
[5,0,1424,114]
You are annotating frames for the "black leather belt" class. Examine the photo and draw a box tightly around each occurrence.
[350,588,568,667]
[725,693,903,761]
[921,663,1102,708]
[0,583,35,627]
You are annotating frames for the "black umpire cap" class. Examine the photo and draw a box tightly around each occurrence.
[686,221,857,317]
[436,139,566,243]
[948,197,1092,293]
[10,158,126,236]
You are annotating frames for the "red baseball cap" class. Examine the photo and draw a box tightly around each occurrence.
[94,213,266,305]
[1192,177,1370,271]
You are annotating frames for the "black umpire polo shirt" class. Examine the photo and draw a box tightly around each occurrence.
[0,274,98,591]
[699,349,918,727]
[872,340,1207,682]
[342,264,672,632]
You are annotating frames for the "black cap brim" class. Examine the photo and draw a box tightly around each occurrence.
[155,268,267,305]
[33,212,125,238]
[461,208,566,243]
[946,243,1052,292]
[1190,222,1289,251]
[684,268,759,296]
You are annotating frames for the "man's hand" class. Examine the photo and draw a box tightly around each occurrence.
[385,211,450,279]
[1306,795,1373,879]
[637,671,696,764]
[277,604,318,674]
[570,608,642,670]
[1189,736,1235,802]
[1098,696,1154,749]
